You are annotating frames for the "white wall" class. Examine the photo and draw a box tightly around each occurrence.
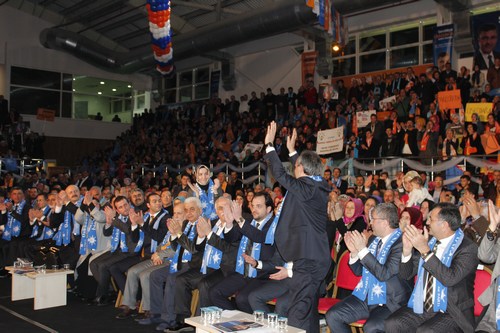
[226,45,302,100]
[23,114,130,140]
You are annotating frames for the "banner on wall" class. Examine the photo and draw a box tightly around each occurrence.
[301,51,318,86]
[316,126,344,155]
[465,103,493,121]
[471,11,500,70]
[437,90,462,110]
[433,24,454,72]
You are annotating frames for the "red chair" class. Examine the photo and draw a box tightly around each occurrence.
[318,251,362,314]
[474,266,492,317]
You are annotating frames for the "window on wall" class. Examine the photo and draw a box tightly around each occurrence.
[360,33,386,52]
[360,52,386,73]
[331,20,436,76]
[333,57,356,77]
[390,27,418,47]
[391,46,419,68]
[9,66,139,123]
[162,66,211,103]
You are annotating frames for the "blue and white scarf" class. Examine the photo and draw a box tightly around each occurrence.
[197,180,218,220]
[265,175,322,245]
[408,229,464,313]
[170,221,197,273]
[110,215,144,253]
[149,209,169,253]
[352,229,402,305]
[71,196,84,236]
[265,193,286,245]
[53,206,74,246]
[201,222,225,274]
[2,200,26,241]
[79,214,98,255]
[236,213,272,278]
[30,206,53,241]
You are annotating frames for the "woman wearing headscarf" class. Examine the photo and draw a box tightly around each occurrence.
[399,207,424,231]
[326,197,367,298]
[187,165,223,220]
[419,199,435,227]
[329,197,367,263]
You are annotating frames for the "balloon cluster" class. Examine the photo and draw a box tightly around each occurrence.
[146,0,174,75]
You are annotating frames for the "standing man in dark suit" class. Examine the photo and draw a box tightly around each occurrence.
[264,121,331,332]
[365,114,385,143]
[326,203,411,333]
[385,202,478,333]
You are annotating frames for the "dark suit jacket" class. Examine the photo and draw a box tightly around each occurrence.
[331,178,348,194]
[103,216,140,255]
[224,216,278,278]
[206,223,240,276]
[399,236,478,333]
[474,51,500,70]
[0,202,31,238]
[170,220,205,270]
[365,122,385,142]
[350,236,411,313]
[264,150,331,277]
[140,211,170,256]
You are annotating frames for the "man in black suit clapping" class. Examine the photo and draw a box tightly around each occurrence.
[326,203,411,333]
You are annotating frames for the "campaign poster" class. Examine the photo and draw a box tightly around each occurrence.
[471,11,500,71]
[433,24,454,72]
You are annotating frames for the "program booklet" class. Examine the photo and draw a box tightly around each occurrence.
[212,320,263,332]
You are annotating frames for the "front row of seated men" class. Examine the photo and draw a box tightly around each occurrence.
[3,184,500,333]
[113,196,492,333]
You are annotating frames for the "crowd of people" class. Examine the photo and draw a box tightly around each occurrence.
[66,56,500,193]
[0,53,500,333]
[0,118,500,333]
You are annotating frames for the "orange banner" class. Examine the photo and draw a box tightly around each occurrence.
[301,51,318,86]
[437,90,462,110]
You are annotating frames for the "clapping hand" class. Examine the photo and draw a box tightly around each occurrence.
[488,200,500,233]
[403,225,430,255]
[104,206,116,221]
[83,191,93,205]
[187,180,200,198]
[129,209,143,226]
[196,217,211,238]
[222,203,235,227]
[167,218,182,236]
[213,178,220,192]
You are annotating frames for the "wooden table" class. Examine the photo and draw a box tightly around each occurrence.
[185,310,306,333]
[7,266,74,310]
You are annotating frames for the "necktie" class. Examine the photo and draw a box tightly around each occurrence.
[375,240,383,257]
[177,223,192,270]
[424,241,440,312]
[244,222,259,277]
[488,55,494,69]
